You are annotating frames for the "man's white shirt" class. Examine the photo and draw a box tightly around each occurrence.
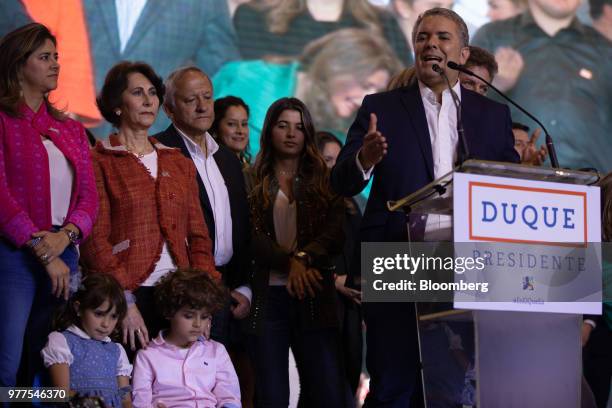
[176,127,252,301]
[356,80,461,241]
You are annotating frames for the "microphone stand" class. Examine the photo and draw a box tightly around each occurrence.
[432,64,470,167]
[447,61,560,169]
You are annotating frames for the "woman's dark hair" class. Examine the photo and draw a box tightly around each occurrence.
[155,268,228,319]
[53,274,128,333]
[211,95,252,163]
[315,131,342,153]
[96,61,164,127]
[252,97,332,211]
[0,23,64,119]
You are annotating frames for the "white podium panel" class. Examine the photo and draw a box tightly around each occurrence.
[453,172,602,314]
[406,162,603,408]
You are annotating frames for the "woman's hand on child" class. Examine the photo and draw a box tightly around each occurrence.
[122,304,149,351]
[31,230,70,264]
[45,258,70,300]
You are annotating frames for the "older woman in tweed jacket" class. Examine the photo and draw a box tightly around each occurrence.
[81,62,218,352]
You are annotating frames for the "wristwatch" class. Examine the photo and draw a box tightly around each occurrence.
[60,227,79,244]
[293,250,311,266]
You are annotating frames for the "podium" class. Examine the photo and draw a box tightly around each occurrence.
[387,160,602,408]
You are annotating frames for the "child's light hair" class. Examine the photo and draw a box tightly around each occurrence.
[154,268,228,319]
[53,274,127,334]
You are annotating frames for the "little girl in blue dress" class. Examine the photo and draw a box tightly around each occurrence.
[41,274,132,407]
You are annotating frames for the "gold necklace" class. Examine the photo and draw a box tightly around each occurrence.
[125,143,153,158]
[277,169,296,177]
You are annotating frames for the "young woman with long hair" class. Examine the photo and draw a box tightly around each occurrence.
[247,97,349,406]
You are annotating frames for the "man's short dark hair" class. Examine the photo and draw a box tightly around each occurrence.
[412,8,469,48]
[512,122,530,132]
[97,61,165,127]
[589,0,612,20]
[465,46,498,79]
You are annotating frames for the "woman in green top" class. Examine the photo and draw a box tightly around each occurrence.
[211,95,252,167]
[211,95,258,194]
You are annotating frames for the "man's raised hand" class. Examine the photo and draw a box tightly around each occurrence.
[358,113,387,170]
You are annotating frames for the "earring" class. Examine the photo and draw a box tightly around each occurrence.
[115,109,121,116]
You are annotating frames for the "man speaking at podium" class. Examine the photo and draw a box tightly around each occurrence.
[331,7,519,407]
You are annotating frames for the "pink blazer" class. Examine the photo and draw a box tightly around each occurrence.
[0,103,98,247]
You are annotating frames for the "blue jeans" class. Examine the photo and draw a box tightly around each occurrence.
[249,286,350,408]
[0,238,79,387]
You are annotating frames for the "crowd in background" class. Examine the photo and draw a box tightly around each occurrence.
[0,0,610,172]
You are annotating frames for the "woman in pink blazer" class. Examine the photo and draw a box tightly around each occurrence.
[0,23,98,386]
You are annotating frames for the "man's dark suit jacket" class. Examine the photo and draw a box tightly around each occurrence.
[154,126,250,290]
[331,81,519,244]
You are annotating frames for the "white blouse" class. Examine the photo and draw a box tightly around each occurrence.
[135,150,177,286]
[43,139,74,226]
[41,325,132,377]
[269,189,297,286]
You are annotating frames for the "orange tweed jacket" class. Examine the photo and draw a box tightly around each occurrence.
[80,136,219,290]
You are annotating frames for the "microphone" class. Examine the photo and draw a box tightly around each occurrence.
[431,63,444,75]
[432,63,470,166]
[447,61,560,168]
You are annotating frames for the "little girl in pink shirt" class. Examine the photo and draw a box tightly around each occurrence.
[132,268,240,408]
